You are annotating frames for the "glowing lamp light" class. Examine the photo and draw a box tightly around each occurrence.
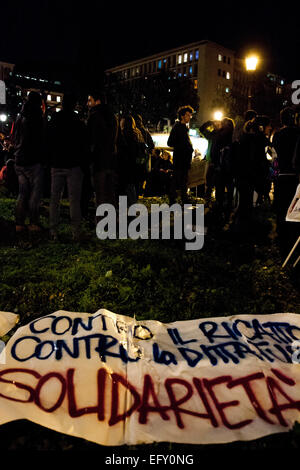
[213,111,223,121]
[0,114,7,122]
[245,55,259,71]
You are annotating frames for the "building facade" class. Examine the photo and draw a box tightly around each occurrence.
[105,40,235,124]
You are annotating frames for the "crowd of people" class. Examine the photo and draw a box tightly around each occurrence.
[199,107,300,253]
[0,90,299,254]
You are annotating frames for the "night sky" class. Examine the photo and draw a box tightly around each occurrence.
[1,1,299,83]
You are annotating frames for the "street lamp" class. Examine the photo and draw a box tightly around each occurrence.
[0,113,7,133]
[245,54,259,110]
[213,110,223,121]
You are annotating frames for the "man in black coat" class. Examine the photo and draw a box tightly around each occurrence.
[12,91,45,232]
[167,105,194,203]
[87,91,118,218]
[47,92,87,241]
[272,107,300,252]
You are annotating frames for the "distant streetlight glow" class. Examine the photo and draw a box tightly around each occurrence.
[213,110,223,121]
[245,54,260,110]
[245,55,259,71]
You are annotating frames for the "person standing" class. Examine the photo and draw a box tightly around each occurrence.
[47,92,87,241]
[134,114,154,196]
[87,91,118,218]
[12,91,45,233]
[272,107,300,254]
[213,117,235,217]
[233,116,269,235]
[167,105,194,204]
[116,114,145,206]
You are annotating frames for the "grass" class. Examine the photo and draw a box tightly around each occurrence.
[0,187,299,452]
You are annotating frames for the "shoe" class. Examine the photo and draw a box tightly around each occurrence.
[49,231,58,241]
[28,224,43,232]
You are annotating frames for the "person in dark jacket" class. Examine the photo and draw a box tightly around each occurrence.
[272,107,300,251]
[272,107,300,241]
[116,114,145,206]
[213,117,235,217]
[134,114,154,195]
[87,91,118,217]
[233,116,270,234]
[167,105,194,203]
[158,150,173,195]
[47,92,87,241]
[199,119,221,199]
[12,91,45,233]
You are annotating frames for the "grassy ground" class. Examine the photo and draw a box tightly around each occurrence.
[0,187,299,452]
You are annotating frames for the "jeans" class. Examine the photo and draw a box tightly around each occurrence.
[15,163,44,225]
[50,167,83,235]
[93,169,118,208]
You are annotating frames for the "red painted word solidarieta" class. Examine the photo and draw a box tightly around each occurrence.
[0,366,299,430]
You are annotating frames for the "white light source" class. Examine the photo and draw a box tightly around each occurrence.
[245,55,259,71]
[213,110,223,121]
[0,114,7,122]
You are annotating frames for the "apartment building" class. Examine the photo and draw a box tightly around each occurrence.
[105,40,235,124]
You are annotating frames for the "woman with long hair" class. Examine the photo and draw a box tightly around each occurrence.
[116,114,145,205]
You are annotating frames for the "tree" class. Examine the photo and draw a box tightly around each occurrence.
[105,71,199,127]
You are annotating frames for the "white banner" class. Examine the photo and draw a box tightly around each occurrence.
[0,309,300,446]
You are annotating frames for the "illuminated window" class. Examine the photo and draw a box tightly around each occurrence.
[226,72,231,79]
[225,87,230,93]
[184,53,188,63]
[178,54,182,64]
[47,94,52,101]
[194,79,198,89]
[158,60,162,69]
[56,96,61,102]
[218,54,222,61]
[189,66,193,74]
[190,52,193,61]
[195,50,199,60]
